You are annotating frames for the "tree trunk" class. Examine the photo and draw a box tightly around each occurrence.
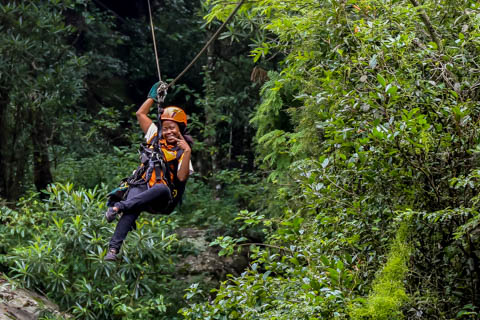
[31,112,53,195]
[201,29,219,177]
[0,99,7,199]
[0,95,28,201]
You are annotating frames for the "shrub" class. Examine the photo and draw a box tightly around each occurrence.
[0,183,180,319]
[52,146,139,190]
[176,169,264,234]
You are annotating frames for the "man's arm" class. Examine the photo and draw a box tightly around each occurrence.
[136,98,154,134]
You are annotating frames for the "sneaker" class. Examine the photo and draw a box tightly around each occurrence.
[104,248,118,261]
[105,207,118,223]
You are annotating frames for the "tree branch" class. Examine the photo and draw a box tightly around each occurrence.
[409,0,443,50]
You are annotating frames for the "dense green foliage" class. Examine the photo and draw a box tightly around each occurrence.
[180,0,480,318]
[177,169,262,230]
[0,0,86,199]
[2,0,480,319]
[0,183,183,319]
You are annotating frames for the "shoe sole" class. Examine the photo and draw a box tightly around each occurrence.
[105,210,116,223]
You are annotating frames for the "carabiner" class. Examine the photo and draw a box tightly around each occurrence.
[156,81,168,104]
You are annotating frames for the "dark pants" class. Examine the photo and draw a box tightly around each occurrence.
[109,183,171,251]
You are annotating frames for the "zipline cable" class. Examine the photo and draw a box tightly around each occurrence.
[166,0,246,89]
[147,0,162,83]
[146,0,246,90]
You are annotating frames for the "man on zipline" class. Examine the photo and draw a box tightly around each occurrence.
[104,82,194,261]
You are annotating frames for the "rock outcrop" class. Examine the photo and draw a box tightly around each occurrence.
[176,228,249,280]
[0,276,69,320]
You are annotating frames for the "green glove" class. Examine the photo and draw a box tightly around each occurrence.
[147,82,161,102]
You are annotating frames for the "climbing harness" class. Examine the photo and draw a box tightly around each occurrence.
[107,141,185,212]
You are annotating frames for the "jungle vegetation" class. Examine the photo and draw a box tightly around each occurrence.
[1,0,480,319]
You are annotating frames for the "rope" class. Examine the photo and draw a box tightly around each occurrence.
[147,0,162,82]
[146,0,246,89]
[147,0,245,136]
[147,0,166,134]
[167,0,245,89]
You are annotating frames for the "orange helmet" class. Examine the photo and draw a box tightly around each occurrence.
[161,106,187,126]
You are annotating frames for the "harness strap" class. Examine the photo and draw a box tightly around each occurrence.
[125,134,185,197]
